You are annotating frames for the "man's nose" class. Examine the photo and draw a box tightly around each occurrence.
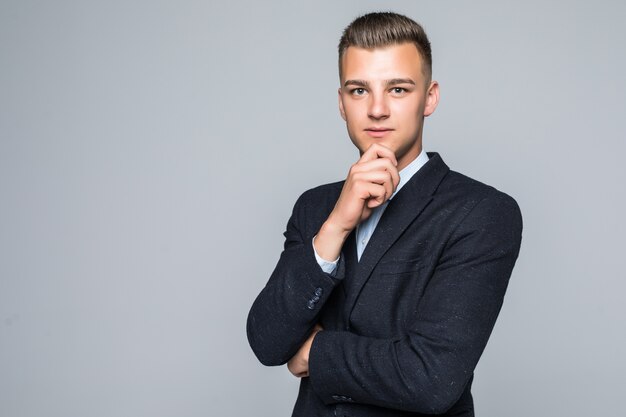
[368,92,390,120]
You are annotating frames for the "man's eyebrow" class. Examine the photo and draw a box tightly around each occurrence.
[343,78,416,87]
[386,78,416,86]
[343,79,369,87]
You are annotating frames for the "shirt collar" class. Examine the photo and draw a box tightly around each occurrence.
[389,149,429,200]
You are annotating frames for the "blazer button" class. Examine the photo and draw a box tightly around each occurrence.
[306,300,316,310]
[314,287,323,296]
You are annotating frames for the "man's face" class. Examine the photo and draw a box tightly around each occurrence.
[338,42,439,170]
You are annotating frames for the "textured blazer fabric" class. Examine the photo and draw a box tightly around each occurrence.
[247,153,523,417]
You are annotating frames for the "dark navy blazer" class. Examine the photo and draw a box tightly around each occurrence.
[247,153,523,417]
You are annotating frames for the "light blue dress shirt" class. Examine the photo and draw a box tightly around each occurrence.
[313,150,429,275]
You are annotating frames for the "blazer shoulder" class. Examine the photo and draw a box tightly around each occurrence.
[437,171,523,233]
[293,180,344,212]
[439,169,522,231]
[298,180,344,200]
[441,170,519,204]
[286,180,345,239]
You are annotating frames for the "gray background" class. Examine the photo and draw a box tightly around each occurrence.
[1,0,625,416]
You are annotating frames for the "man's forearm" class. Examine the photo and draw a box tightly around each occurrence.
[246,192,344,367]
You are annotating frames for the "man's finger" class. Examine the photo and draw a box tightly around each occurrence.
[353,171,394,202]
[359,143,398,166]
[351,158,400,192]
[359,183,387,207]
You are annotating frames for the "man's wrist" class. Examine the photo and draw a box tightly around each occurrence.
[314,220,351,261]
[313,236,339,275]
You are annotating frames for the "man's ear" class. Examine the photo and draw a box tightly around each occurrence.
[338,88,347,121]
[423,81,440,117]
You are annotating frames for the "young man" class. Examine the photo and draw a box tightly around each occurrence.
[247,12,522,417]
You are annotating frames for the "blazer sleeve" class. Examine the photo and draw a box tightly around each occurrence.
[308,192,523,414]
[247,191,344,366]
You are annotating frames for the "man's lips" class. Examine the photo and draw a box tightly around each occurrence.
[365,127,394,138]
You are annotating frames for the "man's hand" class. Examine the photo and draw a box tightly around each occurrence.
[314,144,400,261]
[287,324,323,378]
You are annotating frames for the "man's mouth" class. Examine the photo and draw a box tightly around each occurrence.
[365,127,394,138]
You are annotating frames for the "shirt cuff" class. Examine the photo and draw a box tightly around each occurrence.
[312,235,339,276]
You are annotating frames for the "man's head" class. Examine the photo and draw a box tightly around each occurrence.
[337,12,439,170]
[338,12,432,84]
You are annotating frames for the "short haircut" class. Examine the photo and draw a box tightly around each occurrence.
[338,12,432,82]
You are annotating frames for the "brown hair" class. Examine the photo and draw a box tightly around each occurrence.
[338,12,432,82]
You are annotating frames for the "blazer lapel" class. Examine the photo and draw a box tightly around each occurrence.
[344,153,450,322]
[341,229,358,297]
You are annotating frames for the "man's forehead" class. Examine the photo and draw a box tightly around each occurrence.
[340,43,424,81]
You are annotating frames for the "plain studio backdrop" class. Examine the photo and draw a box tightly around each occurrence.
[1,1,625,416]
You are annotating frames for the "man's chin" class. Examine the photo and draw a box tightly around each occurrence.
[358,141,395,153]
[350,135,397,157]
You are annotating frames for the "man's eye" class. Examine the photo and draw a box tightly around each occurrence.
[352,88,366,95]
[392,87,406,94]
